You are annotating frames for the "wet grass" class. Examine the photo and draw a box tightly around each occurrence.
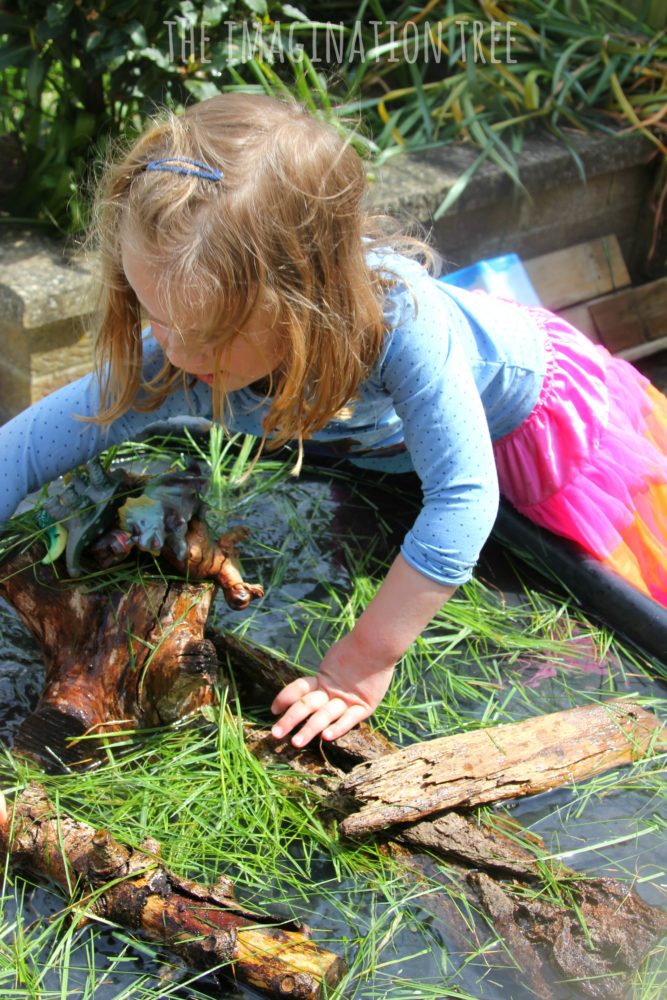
[0,433,665,998]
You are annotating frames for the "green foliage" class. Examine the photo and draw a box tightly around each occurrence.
[1,2,666,230]
[0,0,266,230]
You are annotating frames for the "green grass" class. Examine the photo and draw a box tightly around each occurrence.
[0,433,665,998]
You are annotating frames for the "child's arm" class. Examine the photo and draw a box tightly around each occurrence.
[273,261,502,745]
[0,335,216,526]
[270,552,456,745]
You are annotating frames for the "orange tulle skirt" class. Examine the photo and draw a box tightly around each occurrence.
[493,306,667,608]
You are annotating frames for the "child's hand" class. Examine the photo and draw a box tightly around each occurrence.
[270,632,396,746]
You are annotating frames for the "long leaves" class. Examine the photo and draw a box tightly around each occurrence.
[2,1,665,229]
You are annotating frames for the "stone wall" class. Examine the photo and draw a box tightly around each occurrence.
[0,129,662,424]
[372,131,659,280]
[0,230,96,423]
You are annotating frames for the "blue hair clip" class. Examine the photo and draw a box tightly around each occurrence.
[144,156,223,181]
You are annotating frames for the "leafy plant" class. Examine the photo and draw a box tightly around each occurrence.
[1,1,666,232]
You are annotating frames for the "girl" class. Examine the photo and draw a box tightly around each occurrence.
[1,93,666,748]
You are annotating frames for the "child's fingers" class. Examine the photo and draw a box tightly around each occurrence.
[321,705,370,742]
[271,687,329,739]
[289,697,350,747]
[270,676,317,716]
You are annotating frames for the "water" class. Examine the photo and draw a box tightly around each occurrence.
[0,461,665,999]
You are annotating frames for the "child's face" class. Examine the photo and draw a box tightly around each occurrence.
[122,243,284,391]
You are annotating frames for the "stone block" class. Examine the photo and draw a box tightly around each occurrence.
[368,131,658,284]
[0,229,96,424]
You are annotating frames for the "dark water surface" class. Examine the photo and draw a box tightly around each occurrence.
[1,457,665,1000]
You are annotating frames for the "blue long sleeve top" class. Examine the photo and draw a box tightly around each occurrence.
[0,250,548,586]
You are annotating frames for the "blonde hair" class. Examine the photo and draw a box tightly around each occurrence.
[84,92,438,471]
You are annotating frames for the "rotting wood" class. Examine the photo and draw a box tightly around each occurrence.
[218,635,667,1000]
[0,543,219,766]
[1,556,666,1000]
[397,810,544,879]
[0,783,344,1000]
[337,700,665,837]
[0,544,348,998]
[469,870,667,1000]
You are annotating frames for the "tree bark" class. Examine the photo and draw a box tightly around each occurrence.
[215,633,667,1000]
[336,700,666,836]
[0,783,344,1000]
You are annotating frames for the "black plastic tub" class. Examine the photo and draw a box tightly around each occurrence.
[493,500,667,663]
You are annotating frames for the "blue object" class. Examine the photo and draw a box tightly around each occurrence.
[144,157,223,181]
[439,253,542,307]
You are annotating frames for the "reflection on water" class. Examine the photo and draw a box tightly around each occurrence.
[1,463,665,998]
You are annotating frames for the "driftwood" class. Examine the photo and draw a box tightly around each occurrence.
[337,700,666,836]
[0,543,345,997]
[214,633,667,1000]
[0,784,343,1000]
[1,545,666,999]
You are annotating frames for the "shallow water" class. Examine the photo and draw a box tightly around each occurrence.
[0,461,665,999]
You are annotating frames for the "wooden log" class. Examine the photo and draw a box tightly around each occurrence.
[0,545,348,998]
[2,559,665,999]
[223,637,667,999]
[397,810,544,879]
[0,545,219,766]
[338,700,665,836]
[0,784,345,1000]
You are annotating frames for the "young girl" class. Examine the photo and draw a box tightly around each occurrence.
[1,93,666,748]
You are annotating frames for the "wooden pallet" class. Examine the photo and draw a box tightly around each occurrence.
[524,236,667,360]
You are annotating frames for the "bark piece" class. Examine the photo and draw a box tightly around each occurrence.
[338,700,665,836]
[0,783,345,1000]
[398,810,544,879]
[469,870,667,1000]
[228,638,667,999]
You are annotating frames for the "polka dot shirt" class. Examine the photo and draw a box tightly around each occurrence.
[0,251,547,586]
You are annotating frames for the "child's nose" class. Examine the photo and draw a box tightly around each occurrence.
[149,322,171,348]
[166,342,211,372]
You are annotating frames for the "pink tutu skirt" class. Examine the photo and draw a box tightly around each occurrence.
[493,306,667,607]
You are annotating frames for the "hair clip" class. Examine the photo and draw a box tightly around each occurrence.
[144,157,223,181]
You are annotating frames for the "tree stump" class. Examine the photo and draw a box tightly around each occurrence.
[0,544,219,766]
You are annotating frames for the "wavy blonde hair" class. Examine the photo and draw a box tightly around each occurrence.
[84,92,438,471]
